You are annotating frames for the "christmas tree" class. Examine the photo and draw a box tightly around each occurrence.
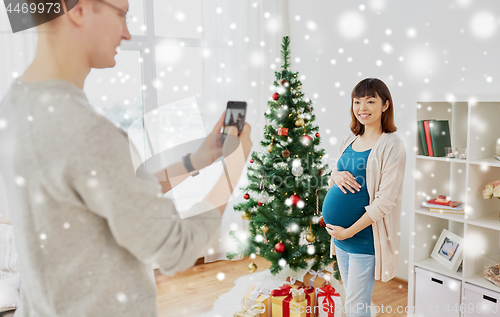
[227,36,339,280]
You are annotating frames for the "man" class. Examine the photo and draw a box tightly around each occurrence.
[0,0,252,315]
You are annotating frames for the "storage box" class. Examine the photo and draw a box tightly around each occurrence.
[484,254,500,288]
[464,283,500,317]
[414,267,461,317]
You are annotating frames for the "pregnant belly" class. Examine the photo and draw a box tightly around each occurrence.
[322,184,370,228]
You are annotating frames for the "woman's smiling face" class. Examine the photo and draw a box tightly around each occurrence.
[352,94,389,127]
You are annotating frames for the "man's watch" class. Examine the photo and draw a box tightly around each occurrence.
[182,153,199,177]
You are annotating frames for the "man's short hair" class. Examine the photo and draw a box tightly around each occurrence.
[27,0,79,26]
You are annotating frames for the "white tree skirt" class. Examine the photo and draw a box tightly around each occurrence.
[196,261,376,317]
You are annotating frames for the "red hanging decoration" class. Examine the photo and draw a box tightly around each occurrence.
[318,217,326,228]
[250,159,254,163]
[275,242,286,253]
[315,132,320,137]
[278,127,289,136]
[258,201,263,206]
[316,188,319,215]
[243,193,250,200]
[290,194,301,206]
[272,92,280,101]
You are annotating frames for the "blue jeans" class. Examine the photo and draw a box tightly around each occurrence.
[335,244,376,317]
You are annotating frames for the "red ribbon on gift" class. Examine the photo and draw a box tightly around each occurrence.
[317,285,340,317]
[298,286,315,317]
[271,284,293,317]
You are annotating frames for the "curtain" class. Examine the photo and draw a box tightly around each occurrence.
[201,0,289,262]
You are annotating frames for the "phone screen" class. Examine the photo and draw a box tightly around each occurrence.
[222,101,247,143]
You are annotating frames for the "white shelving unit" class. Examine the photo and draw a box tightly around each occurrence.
[408,97,500,316]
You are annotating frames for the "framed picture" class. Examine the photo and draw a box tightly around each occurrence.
[431,229,464,272]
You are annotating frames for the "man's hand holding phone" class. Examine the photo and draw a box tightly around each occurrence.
[190,111,252,171]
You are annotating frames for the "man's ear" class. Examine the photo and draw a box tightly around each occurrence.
[65,0,88,27]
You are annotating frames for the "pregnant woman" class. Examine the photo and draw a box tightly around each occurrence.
[322,78,406,317]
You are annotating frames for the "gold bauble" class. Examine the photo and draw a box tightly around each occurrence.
[298,85,301,89]
[306,232,316,243]
[295,118,305,127]
[241,212,251,220]
[248,261,258,273]
[267,144,273,153]
[261,225,269,234]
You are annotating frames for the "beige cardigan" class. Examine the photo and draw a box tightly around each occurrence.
[329,132,406,282]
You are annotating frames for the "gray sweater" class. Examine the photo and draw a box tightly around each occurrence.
[0,79,221,316]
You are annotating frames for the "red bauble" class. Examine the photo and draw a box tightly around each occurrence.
[272,92,280,101]
[250,159,254,163]
[318,217,326,228]
[244,193,250,200]
[275,242,286,253]
[290,194,301,206]
[258,201,263,206]
[315,132,320,137]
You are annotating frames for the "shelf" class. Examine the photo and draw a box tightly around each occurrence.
[469,156,500,168]
[467,212,500,231]
[416,155,468,164]
[465,272,500,293]
[414,257,463,280]
[415,208,465,223]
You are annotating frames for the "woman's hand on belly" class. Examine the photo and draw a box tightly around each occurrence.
[330,171,361,194]
[325,224,354,240]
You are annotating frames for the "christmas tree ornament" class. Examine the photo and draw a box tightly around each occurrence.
[241,212,251,220]
[282,150,290,158]
[290,194,301,206]
[259,191,270,203]
[248,261,258,273]
[261,225,269,244]
[292,165,304,177]
[295,117,305,127]
[258,201,263,206]
[267,144,273,153]
[278,127,288,136]
[272,92,280,101]
[318,169,322,176]
[243,193,250,200]
[298,85,301,90]
[318,216,326,228]
[275,242,286,253]
[301,135,313,146]
[306,222,315,242]
[315,132,320,137]
[250,159,254,163]
[306,232,316,243]
[282,79,289,86]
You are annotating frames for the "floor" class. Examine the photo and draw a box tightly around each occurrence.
[155,256,409,316]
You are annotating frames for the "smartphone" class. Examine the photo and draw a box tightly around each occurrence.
[221,101,247,144]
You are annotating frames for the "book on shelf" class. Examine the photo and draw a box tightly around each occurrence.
[417,119,451,157]
[423,201,464,212]
[429,120,452,157]
[428,208,464,214]
[417,121,428,156]
[423,120,433,156]
[427,197,462,207]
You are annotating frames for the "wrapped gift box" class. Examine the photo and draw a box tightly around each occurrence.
[243,285,272,317]
[316,285,342,317]
[234,298,266,317]
[271,284,316,317]
[284,276,304,289]
[303,269,331,289]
